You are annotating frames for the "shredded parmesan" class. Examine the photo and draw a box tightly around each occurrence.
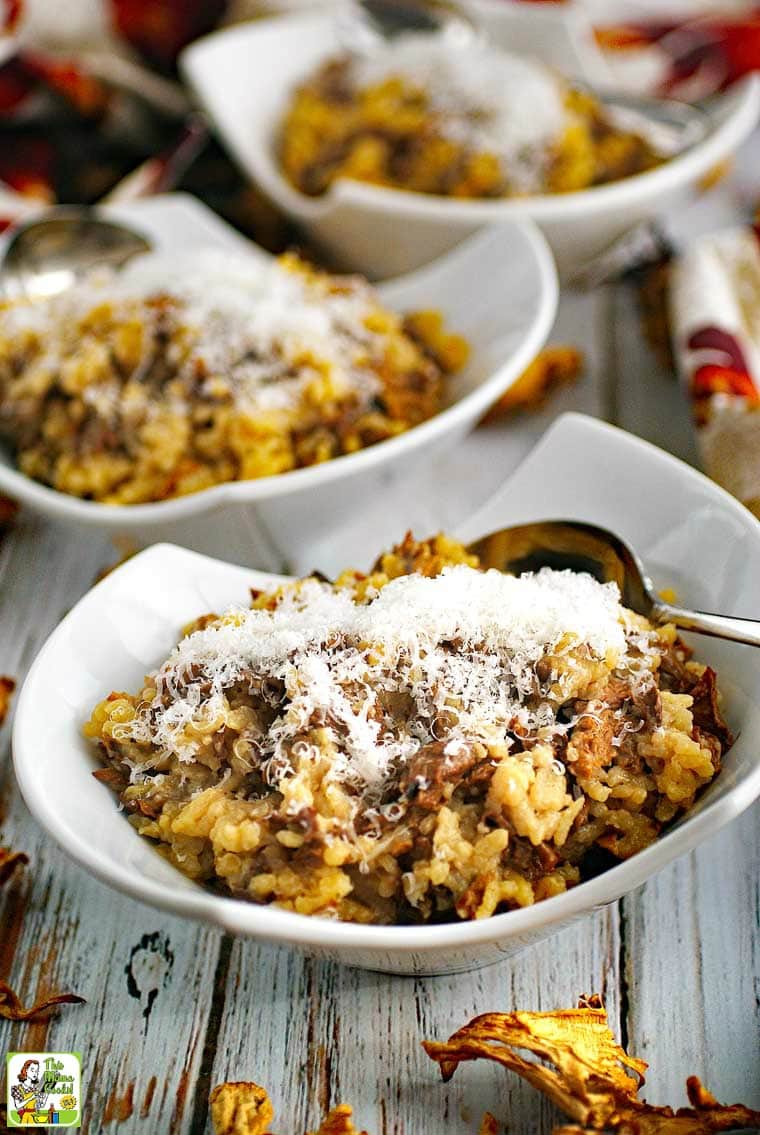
[351,35,569,192]
[123,566,658,800]
[0,249,385,416]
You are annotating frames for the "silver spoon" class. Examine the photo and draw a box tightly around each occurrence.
[467,520,760,648]
[0,206,152,303]
[340,0,477,52]
[585,86,709,158]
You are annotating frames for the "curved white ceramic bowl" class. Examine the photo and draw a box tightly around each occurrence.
[0,193,556,568]
[13,412,760,974]
[180,11,760,280]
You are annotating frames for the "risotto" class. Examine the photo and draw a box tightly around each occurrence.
[0,250,466,503]
[280,37,663,199]
[85,534,731,924]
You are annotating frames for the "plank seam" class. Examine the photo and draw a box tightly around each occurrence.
[188,934,235,1135]
[617,898,630,1053]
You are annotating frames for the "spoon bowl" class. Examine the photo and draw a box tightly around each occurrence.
[339,0,477,53]
[468,519,760,648]
[1,206,152,302]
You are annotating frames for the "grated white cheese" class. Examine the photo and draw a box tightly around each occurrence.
[1,249,384,416]
[125,566,654,799]
[350,35,569,192]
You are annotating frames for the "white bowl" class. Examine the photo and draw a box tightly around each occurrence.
[181,11,760,280]
[13,412,760,974]
[0,193,556,569]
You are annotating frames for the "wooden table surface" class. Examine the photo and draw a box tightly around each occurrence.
[2,158,760,1134]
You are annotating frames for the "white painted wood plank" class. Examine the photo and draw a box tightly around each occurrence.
[609,185,760,1111]
[0,519,221,1134]
[201,910,620,1135]
[609,282,698,466]
[622,802,760,1107]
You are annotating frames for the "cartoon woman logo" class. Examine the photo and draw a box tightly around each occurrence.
[10,1059,51,1124]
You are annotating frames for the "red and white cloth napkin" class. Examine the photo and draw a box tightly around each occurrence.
[671,225,760,516]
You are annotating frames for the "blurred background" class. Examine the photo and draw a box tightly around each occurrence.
[2,0,760,247]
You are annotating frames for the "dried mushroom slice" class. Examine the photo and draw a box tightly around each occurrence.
[0,495,18,533]
[478,1115,500,1135]
[0,675,15,726]
[424,994,645,1126]
[0,847,29,887]
[210,1083,275,1135]
[481,346,584,422]
[307,1104,370,1135]
[424,995,760,1133]
[209,1083,372,1135]
[0,980,85,1022]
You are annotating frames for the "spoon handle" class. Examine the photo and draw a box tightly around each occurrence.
[653,601,760,647]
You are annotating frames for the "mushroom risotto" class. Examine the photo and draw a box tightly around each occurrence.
[280,38,663,199]
[85,534,731,924]
[0,250,466,503]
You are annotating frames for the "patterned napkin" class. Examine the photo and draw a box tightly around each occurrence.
[502,2,759,101]
[586,3,760,100]
[671,224,760,517]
